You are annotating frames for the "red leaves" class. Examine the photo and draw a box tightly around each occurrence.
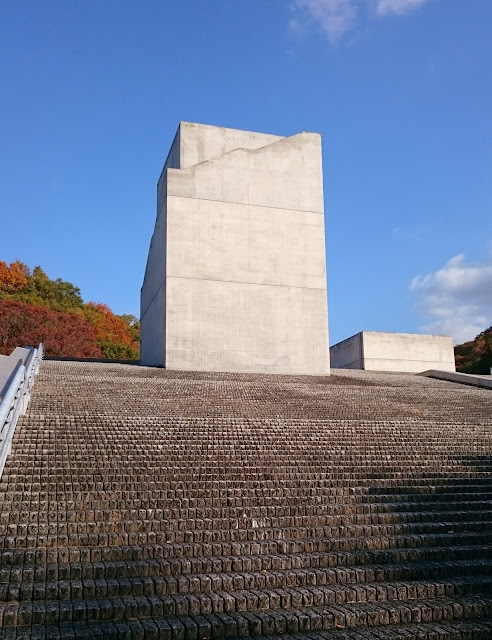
[81,303,139,358]
[0,299,101,358]
[83,302,135,347]
[0,260,139,360]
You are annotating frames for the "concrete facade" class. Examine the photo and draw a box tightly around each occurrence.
[330,331,456,373]
[141,122,330,374]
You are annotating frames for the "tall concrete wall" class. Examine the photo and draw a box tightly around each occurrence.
[141,122,330,374]
[329,334,363,370]
[330,331,456,373]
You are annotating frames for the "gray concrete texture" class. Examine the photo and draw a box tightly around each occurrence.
[0,347,34,400]
[419,369,492,389]
[141,122,330,374]
[330,331,456,373]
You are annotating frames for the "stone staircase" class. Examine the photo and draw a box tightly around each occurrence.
[0,360,491,639]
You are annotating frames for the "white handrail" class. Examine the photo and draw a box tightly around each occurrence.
[0,343,44,479]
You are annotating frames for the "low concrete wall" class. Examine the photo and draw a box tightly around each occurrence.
[419,369,492,389]
[330,331,456,373]
[0,347,34,400]
[44,356,140,365]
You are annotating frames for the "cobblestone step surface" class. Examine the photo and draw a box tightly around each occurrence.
[0,361,491,637]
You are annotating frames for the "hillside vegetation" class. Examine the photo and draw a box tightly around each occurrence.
[0,259,139,359]
[455,326,492,374]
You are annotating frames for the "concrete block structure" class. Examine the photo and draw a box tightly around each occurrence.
[141,122,330,374]
[330,331,456,373]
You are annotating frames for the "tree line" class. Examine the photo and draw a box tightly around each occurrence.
[0,260,139,359]
[455,327,492,375]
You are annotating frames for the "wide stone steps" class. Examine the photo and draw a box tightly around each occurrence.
[2,594,492,634]
[2,480,492,497]
[2,479,491,495]
[1,515,490,545]
[1,495,490,513]
[0,361,491,637]
[1,501,490,518]
[2,557,491,592]
[1,495,490,514]
[1,510,490,535]
[2,570,491,605]
[246,624,492,640]
[5,619,492,640]
[4,472,490,482]
[0,503,489,525]
[2,543,491,572]
[1,514,490,540]
[2,533,491,559]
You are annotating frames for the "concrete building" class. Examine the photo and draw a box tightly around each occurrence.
[330,331,456,373]
[140,122,330,374]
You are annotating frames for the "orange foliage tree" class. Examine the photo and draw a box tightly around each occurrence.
[81,302,139,359]
[0,260,29,294]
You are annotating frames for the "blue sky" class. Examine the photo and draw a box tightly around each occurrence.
[1,0,491,345]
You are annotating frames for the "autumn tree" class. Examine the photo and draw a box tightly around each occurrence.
[120,314,140,343]
[455,327,492,374]
[0,299,101,357]
[81,303,139,360]
[0,258,139,360]
[0,260,29,294]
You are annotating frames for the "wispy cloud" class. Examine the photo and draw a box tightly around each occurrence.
[290,0,358,44]
[410,251,492,344]
[290,0,434,44]
[376,0,432,16]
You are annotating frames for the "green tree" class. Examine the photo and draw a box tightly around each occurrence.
[16,266,84,311]
[119,314,140,343]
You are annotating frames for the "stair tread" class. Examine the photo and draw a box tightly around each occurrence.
[2,593,492,629]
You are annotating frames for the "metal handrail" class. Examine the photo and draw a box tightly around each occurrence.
[0,343,44,479]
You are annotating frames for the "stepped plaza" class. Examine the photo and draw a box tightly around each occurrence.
[0,359,491,638]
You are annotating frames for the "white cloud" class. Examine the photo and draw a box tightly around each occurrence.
[376,0,431,16]
[290,0,434,43]
[291,0,358,44]
[410,252,492,344]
